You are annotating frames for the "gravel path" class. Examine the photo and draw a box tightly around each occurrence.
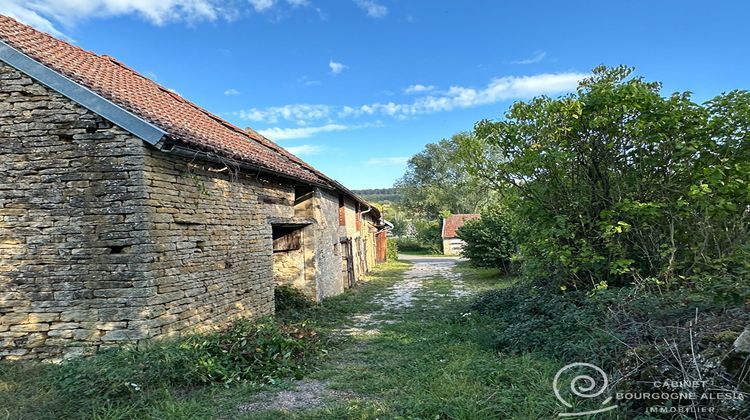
[238,256,468,416]
[338,255,468,335]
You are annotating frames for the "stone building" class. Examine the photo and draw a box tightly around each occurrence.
[0,16,388,361]
[441,214,480,256]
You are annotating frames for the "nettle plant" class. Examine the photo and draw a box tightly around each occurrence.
[460,66,750,289]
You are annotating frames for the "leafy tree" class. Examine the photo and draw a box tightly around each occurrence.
[396,132,493,219]
[459,66,749,289]
[457,207,516,272]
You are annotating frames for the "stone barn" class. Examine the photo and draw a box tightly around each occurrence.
[0,16,388,361]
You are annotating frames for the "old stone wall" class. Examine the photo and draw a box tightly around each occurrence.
[138,150,285,339]
[309,189,345,300]
[272,248,306,291]
[0,62,156,360]
[0,61,383,360]
[0,63,282,360]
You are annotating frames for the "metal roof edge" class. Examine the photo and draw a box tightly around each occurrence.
[0,39,167,145]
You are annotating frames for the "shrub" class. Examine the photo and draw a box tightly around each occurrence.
[457,208,515,271]
[274,285,312,313]
[470,285,620,368]
[386,239,399,261]
[54,317,320,402]
[413,219,443,253]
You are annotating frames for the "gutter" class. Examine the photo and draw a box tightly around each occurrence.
[162,144,331,188]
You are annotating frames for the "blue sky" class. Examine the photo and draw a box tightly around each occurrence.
[2,1,749,188]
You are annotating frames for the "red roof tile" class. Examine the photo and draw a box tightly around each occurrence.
[0,15,326,185]
[442,214,480,238]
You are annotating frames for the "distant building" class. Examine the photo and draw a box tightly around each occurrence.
[441,214,480,256]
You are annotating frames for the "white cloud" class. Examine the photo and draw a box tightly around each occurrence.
[237,104,331,124]
[340,72,586,118]
[248,0,275,12]
[353,0,388,18]
[284,144,325,156]
[366,157,409,166]
[329,60,347,75]
[0,0,315,36]
[224,88,240,96]
[297,75,321,86]
[511,51,547,65]
[239,72,585,125]
[259,123,349,140]
[0,0,228,36]
[403,84,435,94]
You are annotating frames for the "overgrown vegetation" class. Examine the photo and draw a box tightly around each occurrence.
[460,65,749,289]
[0,317,321,419]
[469,280,749,417]
[275,285,313,313]
[389,65,750,417]
[385,238,399,260]
[457,207,515,271]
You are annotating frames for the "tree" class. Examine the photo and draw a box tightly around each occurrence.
[395,132,493,220]
[459,66,749,289]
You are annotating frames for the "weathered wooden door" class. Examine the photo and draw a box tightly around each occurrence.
[340,238,355,288]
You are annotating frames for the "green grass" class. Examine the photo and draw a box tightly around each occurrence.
[0,261,578,419]
[252,262,567,419]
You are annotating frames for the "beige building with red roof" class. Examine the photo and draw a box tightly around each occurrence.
[0,15,388,360]
[441,214,480,256]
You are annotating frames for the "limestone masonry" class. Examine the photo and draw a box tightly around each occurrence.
[0,16,388,361]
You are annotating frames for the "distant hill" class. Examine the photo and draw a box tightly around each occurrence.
[353,188,402,203]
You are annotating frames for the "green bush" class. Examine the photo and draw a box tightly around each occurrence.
[470,285,620,368]
[386,238,399,261]
[54,317,320,402]
[413,219,443,253]
[461,66,750,289]
[274,285,312,313]
[393,237,425,252]
[457,208,515,271]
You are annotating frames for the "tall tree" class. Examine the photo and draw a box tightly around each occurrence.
[395,132,491,219]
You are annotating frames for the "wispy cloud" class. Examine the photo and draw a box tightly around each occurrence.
[366,157,409,166]
[0,0,228,37]
[0,0,314,37]
[297,75,322,86]
[511,51,547,65]
[403,84,435,94]
[237,104,331,124]
[249,0,276,12]
[340,72,586,118]
[329,60,348,75]
[240,72,586,125]
[284,144,325,156]
[224,88,240,96]
[259,124,349,140]
[354,0,388,18]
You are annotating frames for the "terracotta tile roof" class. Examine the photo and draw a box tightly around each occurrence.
[442,214,481,238]
[0,15,326,185]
